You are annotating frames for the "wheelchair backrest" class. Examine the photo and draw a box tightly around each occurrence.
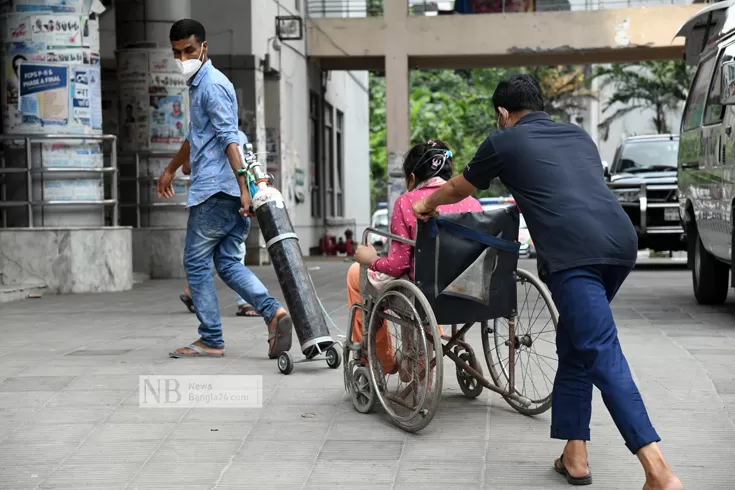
[414,206,520,325]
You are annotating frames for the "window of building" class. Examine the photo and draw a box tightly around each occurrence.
[335,110,344,217]
[682,55,716,131]
[324,102,334,217]
[309,92,320,218]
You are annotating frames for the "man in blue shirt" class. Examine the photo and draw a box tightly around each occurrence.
[178,120,262,318]
[157,19,293,359]
[412,75,681,490]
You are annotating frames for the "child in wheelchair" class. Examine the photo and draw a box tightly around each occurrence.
[349,139,483,378]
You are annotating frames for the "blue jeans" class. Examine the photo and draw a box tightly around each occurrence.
[206,259,248,307]
[184,192,281,348]
[545,264,660,454]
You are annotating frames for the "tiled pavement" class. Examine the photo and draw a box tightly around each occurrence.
[0,259,734,489]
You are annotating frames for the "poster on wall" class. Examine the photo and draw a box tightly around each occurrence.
[18,62,69,127]
[41,140,103,168]
[81,15,98,51]
[88,65,100,130]
[148,91,186,149]
[149,59,188,149]
[117,50,148,88]
[6,0,85,14]
[119,90,148,150]
[30,14,82,48]
[70,65,89,128]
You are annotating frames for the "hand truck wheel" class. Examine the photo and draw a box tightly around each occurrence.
[278,351,294,375]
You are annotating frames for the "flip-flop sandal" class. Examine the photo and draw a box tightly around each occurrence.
[169,343,225,358]
[268,314,293,359]
[179,294,196,314]
[236,304,262,317]
[554,454,592,486]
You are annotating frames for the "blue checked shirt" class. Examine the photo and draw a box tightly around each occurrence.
[186,60,241,208]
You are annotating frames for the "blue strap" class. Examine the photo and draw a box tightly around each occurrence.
[428,217,521,254]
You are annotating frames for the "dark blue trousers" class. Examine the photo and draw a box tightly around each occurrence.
[545,264,660,454]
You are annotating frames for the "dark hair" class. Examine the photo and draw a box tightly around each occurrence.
[169,19,206,44]
[11,55,26,75]
[403,139,453,185]
[492,74,544,114]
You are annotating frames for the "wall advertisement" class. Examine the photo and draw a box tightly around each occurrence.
[2,9,102,135]
[117,47,190,153]
[1,1,106,217]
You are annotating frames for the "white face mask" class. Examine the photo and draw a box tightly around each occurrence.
[176,47,204,80]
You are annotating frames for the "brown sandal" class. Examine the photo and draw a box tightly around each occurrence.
[268,314,293,359]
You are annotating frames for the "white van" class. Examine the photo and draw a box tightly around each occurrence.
[676,0,735,304]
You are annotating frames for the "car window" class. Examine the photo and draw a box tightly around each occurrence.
[614,139,679,173]
[682,55,717,131]
[704,51,728,126]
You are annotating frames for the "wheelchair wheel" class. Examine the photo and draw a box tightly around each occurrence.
[366,279,443,433]
[455,349,484,399]
[482,268,558,416]
[350,366,376,413]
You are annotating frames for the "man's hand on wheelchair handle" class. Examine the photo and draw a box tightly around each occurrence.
[412,198,439,222]
[355,244,378,266]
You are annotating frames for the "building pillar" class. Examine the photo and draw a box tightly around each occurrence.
[115,0,192,48]
[384,1,410,219]
[114,0,193,278]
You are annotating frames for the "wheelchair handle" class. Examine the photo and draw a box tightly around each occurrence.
[361,227,416,247]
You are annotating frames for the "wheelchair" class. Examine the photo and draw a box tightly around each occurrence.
[343,205,559,433]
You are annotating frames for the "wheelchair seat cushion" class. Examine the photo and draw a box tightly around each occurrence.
[414,207,520,325]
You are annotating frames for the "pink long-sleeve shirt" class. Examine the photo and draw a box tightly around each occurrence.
[370,178,484,280]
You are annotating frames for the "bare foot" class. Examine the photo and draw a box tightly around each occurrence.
[637,442,681,490]
[555,440,590,479]
[642,475,683,490]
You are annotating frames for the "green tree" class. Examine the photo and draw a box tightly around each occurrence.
[528,65,596,122]
[368,66,593,206]
[590,60,692,140]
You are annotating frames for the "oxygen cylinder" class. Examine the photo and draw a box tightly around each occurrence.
[240,146,334,359]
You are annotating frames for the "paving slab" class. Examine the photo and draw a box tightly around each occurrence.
[0,259,734,488]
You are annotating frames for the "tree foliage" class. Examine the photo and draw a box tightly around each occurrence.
[368,66,593,205]
[590,61,692,140]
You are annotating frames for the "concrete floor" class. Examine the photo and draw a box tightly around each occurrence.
[0,259,733,489]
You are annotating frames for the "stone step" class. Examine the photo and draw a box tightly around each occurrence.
[0,283,48,304]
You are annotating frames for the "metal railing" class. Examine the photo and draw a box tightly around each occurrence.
[0,134,118,228]
[306,0,690,17]
[117,151,189,228]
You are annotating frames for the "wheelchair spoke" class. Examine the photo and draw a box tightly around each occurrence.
[365,282,443,432]
[483,269,559,415]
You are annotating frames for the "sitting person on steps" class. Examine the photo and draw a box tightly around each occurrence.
[348,139,483,377]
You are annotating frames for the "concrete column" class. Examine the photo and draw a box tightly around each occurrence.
[384,2,410,218]
[115,0,191,48]
[115,0,193,279]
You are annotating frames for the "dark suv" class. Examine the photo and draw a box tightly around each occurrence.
[605,134,684,252]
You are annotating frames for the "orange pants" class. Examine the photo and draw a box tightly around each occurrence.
[347,263,445,377]
[347,263,397,374]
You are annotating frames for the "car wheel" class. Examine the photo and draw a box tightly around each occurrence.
[692,231,729,305]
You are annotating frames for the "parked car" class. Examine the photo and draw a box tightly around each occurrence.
[479,197,535,257]
[605,134,684,253]
[675,2,735,304]
[368,202,389,250]
[518,213,536,258]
